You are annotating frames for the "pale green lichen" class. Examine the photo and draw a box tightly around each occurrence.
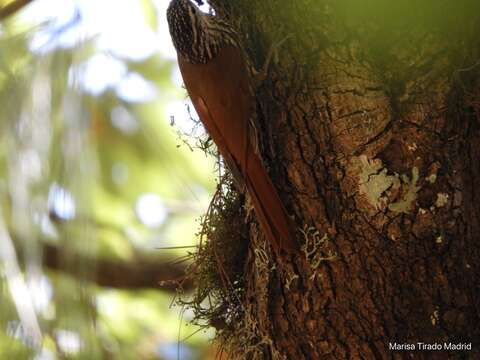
[301,226,336,271]
[351,156,422,213]
[426,173,437,184]
[431,306,440,326]
[356,155,400,210]
[388,167,420,213]
[435,193,449,207]
[284,273,299,291]
[407,142,418,151]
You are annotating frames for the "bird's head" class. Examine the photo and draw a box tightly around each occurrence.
[167,0,238,64]
[167,0,201,56]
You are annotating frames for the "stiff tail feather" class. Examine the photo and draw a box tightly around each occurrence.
[245,151,297,253]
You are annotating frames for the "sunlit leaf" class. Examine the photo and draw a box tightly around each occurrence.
[139,0,157,31]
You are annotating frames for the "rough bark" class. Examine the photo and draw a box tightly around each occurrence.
[201,1,480,359]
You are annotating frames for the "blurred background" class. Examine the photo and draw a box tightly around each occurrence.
[0,0,218,358]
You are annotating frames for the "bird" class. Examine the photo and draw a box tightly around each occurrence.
[166,0,297,254]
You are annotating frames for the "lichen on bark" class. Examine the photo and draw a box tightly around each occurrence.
[182,1,480,358]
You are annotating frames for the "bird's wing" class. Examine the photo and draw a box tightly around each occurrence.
[177,48,297,253]
[178,46,251,174]
[192,95,245,190]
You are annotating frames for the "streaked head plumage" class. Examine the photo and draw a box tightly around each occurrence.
[167,0,238,64]
[167,0,199,59]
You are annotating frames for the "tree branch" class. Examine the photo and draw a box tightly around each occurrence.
[38,243,193,291]
[0,0,35,21]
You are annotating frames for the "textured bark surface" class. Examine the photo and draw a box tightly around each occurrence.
[204,1,480,358]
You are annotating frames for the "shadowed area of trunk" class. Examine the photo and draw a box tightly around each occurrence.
[186,1,480,358]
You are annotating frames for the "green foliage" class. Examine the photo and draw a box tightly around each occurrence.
[0,0,216,358]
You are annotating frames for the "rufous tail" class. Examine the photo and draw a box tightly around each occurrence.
[245,150,297,254]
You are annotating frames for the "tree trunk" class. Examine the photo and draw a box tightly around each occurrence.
[198,1,480,358]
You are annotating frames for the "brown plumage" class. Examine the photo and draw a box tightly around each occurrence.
[168,0,297,254]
